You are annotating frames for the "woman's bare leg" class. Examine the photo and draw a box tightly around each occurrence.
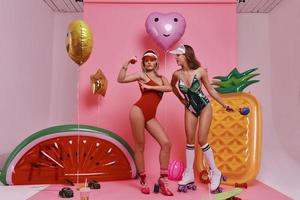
[146,118,173,196]
[198,104,222,192]
[146,118,171,169]
[184,109,198,144]
[198,104,212,146]
[178,109,199,186]
[129,106,146,173]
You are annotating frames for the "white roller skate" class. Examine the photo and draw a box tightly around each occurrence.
[177,169,197,192]
[209,168,227,194]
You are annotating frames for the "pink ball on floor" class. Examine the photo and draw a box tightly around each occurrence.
[168,160,184,181]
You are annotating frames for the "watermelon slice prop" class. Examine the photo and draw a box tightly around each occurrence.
[0,124,137,185]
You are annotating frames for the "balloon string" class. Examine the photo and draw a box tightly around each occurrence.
[164,51,166,75]
[164,51,167,126]
[76,67,80,185]
[98,95,101,127]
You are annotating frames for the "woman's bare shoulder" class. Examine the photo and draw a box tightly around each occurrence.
[172,69,182,76]
[198,67,208,76]
[198,67,206,72]
[135,71,147,81]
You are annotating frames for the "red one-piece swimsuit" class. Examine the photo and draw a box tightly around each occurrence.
[134,79,163,122]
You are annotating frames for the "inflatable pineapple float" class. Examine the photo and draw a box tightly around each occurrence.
[197,68,262,185]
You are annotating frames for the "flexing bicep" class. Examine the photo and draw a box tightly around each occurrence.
[119,72,142,83]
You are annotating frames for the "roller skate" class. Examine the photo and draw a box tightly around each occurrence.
[139,173,150,194]
[154,177,173,196]
[209,168,227,194]
[177,169,197,193]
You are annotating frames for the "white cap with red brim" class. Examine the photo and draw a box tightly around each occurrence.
[169,45,186,55]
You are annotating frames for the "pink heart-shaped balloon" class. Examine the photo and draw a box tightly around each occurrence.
[145,12,186,51]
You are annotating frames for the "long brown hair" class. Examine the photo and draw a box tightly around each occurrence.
[184,45,202,69]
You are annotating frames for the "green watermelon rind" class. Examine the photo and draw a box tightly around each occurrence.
[0,124,136,185]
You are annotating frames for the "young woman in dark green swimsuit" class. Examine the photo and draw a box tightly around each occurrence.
[170,44,233,193]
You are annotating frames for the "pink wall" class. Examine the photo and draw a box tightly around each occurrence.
[81,1,237,175]
[49,13,82,125]
[0,1,81,169]
[237,0,300,197]
[0,0,54,157]
[269,0,300,166]
[1,0,298,198]
[269,0,300,198]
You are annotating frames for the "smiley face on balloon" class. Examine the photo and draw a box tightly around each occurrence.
[145,12,186,50]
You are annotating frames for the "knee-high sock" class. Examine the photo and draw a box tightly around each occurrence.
[201,143,217,171]
[186,144,195,170]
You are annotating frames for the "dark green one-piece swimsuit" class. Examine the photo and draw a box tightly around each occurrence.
[178,74,209,117]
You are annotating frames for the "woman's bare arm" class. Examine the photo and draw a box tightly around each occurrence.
[171,71,187,105]
[139,76,172,92]
[117,56,142,83]
[201,68,233,111]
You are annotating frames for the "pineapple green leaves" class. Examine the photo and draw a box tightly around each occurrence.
[212,68,259,94]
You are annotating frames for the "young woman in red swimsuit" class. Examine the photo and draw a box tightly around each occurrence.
[117,50,173,196]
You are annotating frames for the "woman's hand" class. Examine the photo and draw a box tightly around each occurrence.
[118,56,141,83]
[129,56,137,64]
[122,56,137,70]
[224,104,234,112]
[139,81,151,91]
[180,98,188,106]
[126,56,137,65]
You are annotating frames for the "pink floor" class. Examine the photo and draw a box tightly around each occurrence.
[28,179,292,200]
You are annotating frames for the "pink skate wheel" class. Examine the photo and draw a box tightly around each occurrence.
[168,160,184,181]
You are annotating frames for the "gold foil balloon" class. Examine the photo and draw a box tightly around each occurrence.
[66,20,93,65]
[90,69,108,96]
